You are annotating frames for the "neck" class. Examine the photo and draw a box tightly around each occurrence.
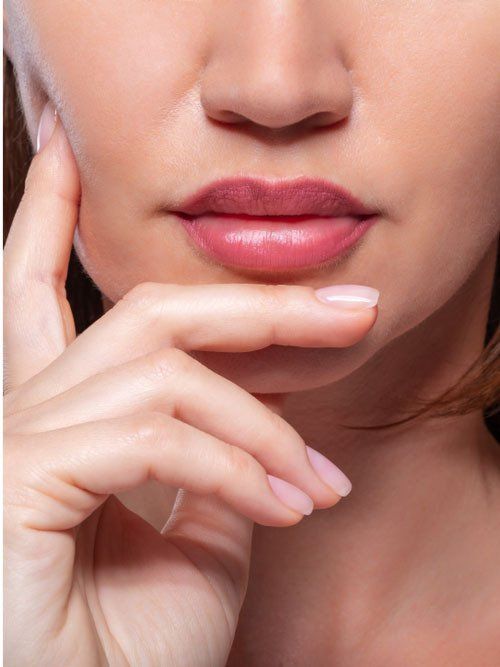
[238,241,500,656]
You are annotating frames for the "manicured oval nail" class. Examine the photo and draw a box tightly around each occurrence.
[267,474,314,515]
[314,284,379,309]
[36,100,58,153]
[306,446,352,497]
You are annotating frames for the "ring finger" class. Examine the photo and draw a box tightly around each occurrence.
[6,346,352,506]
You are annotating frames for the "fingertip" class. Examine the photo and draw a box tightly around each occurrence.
[267,474,314,516]
[51,114,81,202]
[31,101,81,203]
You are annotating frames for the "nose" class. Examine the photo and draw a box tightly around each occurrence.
[200,3,353,132]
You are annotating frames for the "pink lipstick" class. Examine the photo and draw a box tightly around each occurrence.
[171,177,379,272]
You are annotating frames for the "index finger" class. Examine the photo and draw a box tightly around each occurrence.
[4,101,81,390]
[9,281,378,412]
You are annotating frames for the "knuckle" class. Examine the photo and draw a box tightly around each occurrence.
[248,285,290,341]
[115,281,164,317]
[144,347,192,382]
[269,410,304,448]
[123,410,174,449]
[116,282,182,330]
[265,411,309,468]
[226,443,261,481]
[114,282,164,327]
[253,283,288,313]
[121,281,161,306]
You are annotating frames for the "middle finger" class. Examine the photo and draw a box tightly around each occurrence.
[6,346,352,506]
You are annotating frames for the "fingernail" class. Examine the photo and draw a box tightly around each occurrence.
[314,284,379,309]
[305,446,352,497]
[36,100,58,153]
[267,474,314,516]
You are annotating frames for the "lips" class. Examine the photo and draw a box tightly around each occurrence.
[170,176,379,272]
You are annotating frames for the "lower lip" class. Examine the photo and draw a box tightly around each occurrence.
[176,213,378,271]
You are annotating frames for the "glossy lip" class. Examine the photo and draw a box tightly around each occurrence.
[170,176,379,272]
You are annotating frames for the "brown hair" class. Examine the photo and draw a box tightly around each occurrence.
[4,54,499,437]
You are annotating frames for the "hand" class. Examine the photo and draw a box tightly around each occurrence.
[4,106,378,667]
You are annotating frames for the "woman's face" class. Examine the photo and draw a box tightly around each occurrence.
[5,1,500,393]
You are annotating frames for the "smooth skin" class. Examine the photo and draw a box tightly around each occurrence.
[4,113,375,666]
[4,1,500,665]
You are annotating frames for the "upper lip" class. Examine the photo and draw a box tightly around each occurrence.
[171,176,377,218]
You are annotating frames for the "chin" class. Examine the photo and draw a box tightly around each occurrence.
[188,342,374,394]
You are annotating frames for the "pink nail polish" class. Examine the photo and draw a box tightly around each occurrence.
[36,100,58,153]
[306,446,352,497]
[267,474,314,515]
[314,284,379,309]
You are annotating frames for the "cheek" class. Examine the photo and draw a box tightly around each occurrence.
[74,194,213,303]
[345,7,500,348]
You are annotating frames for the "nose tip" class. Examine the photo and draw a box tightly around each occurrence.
[199,6,354,133]
[201,63,353,131]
